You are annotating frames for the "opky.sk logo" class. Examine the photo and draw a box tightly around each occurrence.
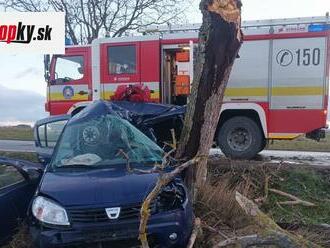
[0,22,52,44]
[0,12,64,54]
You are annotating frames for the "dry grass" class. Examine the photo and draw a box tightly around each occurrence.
[194,159,330,247]
[195,178,252,229]
[288,226,330,247]
[2,224,32,248]
[194,162,267,247]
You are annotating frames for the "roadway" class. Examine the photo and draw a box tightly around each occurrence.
[0,139,35,153]
[0,139,329,166]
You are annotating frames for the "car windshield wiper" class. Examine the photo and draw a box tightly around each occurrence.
[55,164,99,169]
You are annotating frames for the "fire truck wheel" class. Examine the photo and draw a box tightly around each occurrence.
[217,116,263,160]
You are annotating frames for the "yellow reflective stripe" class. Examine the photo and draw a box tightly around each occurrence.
[268,133,302,139]
[151,91,160,99]
[102,91,115,100]
[225,87,267,97]
[271,87,323,96]
[224,87,324,97]
[50,93,88,101]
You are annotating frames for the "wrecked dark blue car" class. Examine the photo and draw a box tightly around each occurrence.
[29,101,193,248]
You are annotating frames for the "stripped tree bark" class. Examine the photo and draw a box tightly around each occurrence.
[176,0,243,193]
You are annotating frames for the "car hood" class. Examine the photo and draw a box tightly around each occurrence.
[39,169,159,207]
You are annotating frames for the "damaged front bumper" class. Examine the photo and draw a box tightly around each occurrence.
[29,207,193,248]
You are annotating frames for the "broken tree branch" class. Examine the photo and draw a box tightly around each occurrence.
[131,148,176,174]
[170,128,177,149]
[269,188,316,207]
[186,218,202,248]
[233,191,320,248]
[116,149,131,172]
[139,157,200,248]
[201,221,229,239]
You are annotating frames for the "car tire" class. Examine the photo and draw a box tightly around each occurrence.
[217,116,264,160]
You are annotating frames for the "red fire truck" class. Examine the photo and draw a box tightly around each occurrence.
[43,16,329,159]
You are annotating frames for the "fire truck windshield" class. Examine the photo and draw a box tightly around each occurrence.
[54,55,84,83]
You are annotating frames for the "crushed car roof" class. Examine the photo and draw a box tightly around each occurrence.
[69,100,186,127]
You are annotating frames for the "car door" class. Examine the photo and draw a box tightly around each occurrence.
[0,160,41,244]
[34,115,70,165]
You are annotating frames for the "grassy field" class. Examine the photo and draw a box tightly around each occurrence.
[0,126,33,141]
[268,133,330,152]
[0,151,39,162]
[263,168,330,225]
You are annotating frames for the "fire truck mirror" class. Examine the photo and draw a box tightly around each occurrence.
[44,55,50,82]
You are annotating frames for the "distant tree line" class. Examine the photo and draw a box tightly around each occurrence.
[0,0,191,44]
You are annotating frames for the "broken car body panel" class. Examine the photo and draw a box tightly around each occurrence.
[0,157,42,245]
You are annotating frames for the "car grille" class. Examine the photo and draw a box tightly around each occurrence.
[68,202,157,223]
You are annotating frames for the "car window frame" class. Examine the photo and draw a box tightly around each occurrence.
[37,120,68,149]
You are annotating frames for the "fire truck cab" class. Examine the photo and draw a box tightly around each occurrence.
[44,16,330,159]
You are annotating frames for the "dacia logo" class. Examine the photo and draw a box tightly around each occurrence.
[105,207,121,219]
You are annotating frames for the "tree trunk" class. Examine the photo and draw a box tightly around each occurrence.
[176,0,243,192]
[139,2,243,246]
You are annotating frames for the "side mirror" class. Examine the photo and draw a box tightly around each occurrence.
[44,55,50,82]
[49,79,57,85]
[26,168,42,182]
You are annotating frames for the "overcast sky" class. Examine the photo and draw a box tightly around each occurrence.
[0,0,329,124]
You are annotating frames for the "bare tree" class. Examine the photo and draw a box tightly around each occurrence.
[0,0,191,44]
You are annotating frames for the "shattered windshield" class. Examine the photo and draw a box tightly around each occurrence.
[50,114,164,170]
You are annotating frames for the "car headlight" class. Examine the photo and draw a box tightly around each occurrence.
[32,196,70,226]
[156,182,186,212]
